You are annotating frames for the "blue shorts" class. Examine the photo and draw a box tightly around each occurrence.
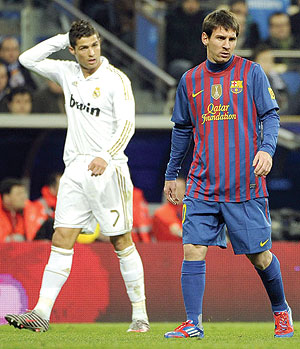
[182,196,272,255]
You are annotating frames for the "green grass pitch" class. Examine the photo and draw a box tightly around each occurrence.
[0,322,299,349]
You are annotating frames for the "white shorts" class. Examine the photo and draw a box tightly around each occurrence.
[54,156,133,236]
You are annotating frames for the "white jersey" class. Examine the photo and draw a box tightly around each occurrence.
[19,34,135,166]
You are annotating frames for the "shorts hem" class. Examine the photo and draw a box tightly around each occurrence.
[182,241,227,249]
[54,223,86,230]
[54,224,132,237]
[232,246,271,255]
[101,229,132,237]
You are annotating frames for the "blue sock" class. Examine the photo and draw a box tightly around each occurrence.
[255,254,288,312]
[181,260,206,325]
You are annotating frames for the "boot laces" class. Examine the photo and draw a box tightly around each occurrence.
[174,320,194,331]
[275,311,289,334]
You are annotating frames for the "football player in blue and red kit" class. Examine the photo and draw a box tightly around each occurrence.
[164,9,294,339]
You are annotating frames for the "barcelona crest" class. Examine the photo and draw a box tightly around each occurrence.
[230,80,243,94]
[211,84,222,100]
[93,87,101,98]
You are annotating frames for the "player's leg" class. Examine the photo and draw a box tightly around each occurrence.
[167,244,207,338]
[5,227,81,332]
[110,232,149,332]
[5,162,91,332]
[247,250,288,313]
[34,227,81,318]
[32,162,90,323]
[89,163,149,332]
[183,244,207,328]
[247,250,294,338]
[223,199,293,338]
[165,198,227,339]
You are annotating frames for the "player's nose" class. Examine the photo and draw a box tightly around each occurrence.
[223,39,230,49]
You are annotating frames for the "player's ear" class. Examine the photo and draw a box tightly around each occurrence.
[202,32,209,47]
[68,45,75,56]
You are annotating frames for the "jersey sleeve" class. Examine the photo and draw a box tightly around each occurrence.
[95,72,135,163]
[165,126,192,180]
[18,34,70,86]
[252,64,280,157]
[165,74,193,180]
[259,109,280,157]
[252,64,279,116]
[171,73,192,126]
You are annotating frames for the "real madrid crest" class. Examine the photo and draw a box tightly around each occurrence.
[211,84,222,100]
[93,87,101,98]
[230,80,243,94]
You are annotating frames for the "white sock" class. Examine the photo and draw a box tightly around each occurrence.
[34,245,74,320]
[132,300,148,321]
[115,244,148,321]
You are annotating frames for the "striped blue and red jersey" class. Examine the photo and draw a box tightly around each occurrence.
[166,55,280,202]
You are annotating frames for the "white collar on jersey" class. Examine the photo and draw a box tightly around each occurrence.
[76,56,109,80]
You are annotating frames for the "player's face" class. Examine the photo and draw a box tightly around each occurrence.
[69,34,101,78]
[202,26,237,64]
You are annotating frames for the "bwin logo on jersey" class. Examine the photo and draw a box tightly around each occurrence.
[69,94,100,117]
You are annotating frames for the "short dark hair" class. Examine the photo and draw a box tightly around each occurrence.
[69,20,100,48]
[6,86,32,103]
[0,178,24,197]
[202,9,240,38]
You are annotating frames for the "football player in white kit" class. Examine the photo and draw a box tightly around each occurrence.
[5,20,149,333]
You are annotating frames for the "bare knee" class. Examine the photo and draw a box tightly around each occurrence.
[110,231,133,251]
[184,244,208,261]
[52,227,82,249]
[246,250,272,270]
